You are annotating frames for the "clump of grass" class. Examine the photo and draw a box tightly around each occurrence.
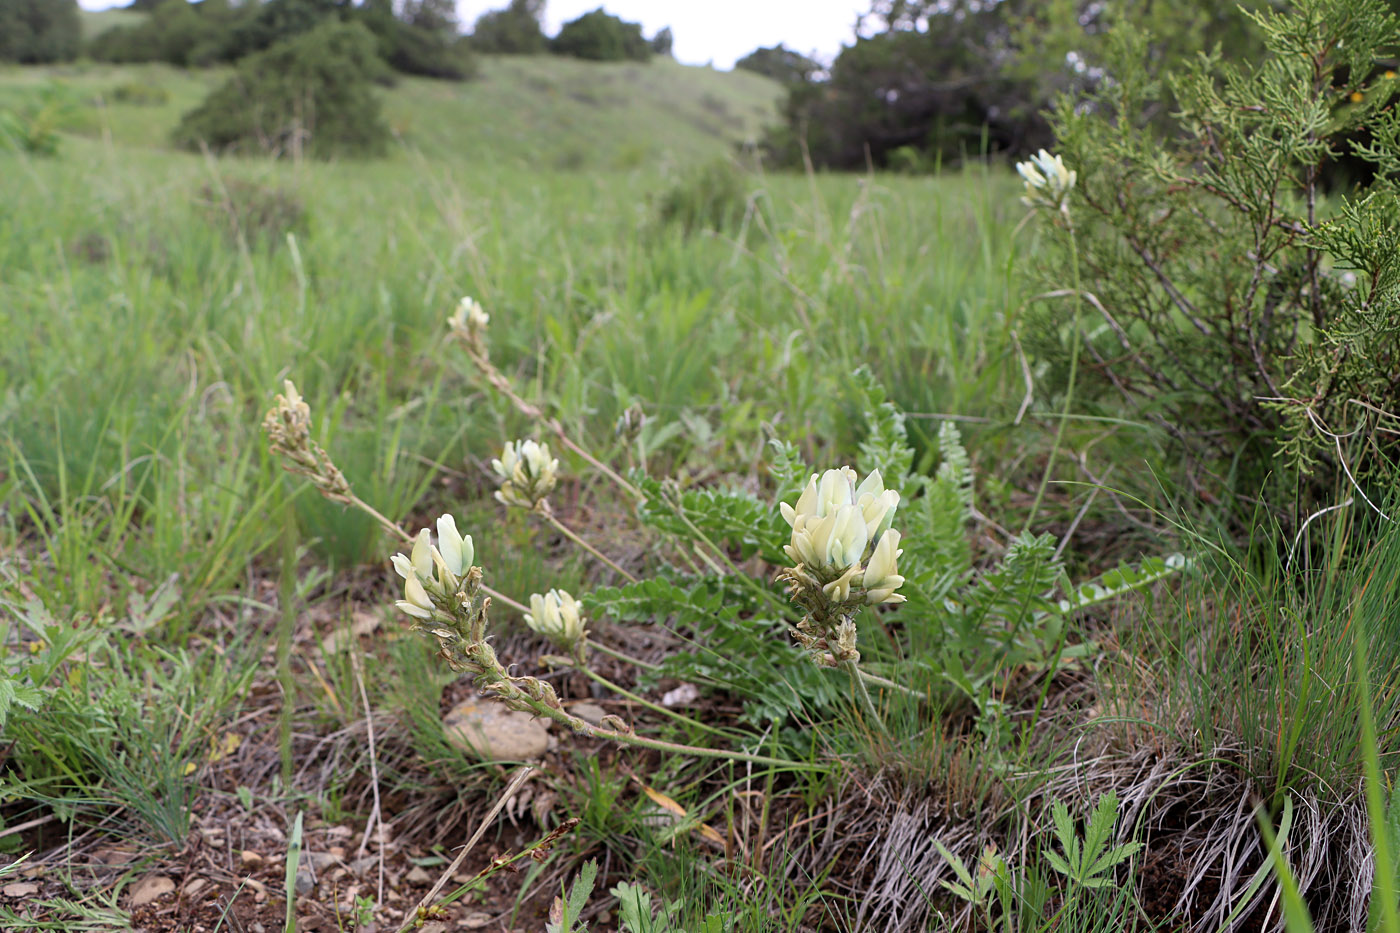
[198,176,308,249]
[653,158,757,236]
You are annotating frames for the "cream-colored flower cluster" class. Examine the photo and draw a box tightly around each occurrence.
[492,439,559,511]
[524,588,586,652]
[392,514,474,620]
[779,467,906,606]
[1016,149,1076,217]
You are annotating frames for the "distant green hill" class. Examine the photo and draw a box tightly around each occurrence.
[78,8,147,40]
[0,54,783,169]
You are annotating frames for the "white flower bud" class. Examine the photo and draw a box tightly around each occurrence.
[435,514,473,577]
[397,575,434,620]
[410,529,433,579]
[862,530,906,605]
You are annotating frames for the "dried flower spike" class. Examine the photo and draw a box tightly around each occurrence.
[262,380,352,502]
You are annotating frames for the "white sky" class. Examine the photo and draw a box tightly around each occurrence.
[458,1,866,68]
[75,0,868,70]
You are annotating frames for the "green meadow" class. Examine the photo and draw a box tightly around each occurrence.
[1,48,1396,933]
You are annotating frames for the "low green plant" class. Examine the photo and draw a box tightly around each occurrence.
[265,299,1185,768]
[654,159,756,236]
[936,793,1141,930]
[0,83,81,156]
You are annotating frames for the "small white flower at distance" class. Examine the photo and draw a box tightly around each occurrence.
[448,296,490,342]
[524,589,586,650]
[492,439,559,510]
[1016,149,1076,217]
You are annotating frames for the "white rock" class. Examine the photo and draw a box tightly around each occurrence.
[128,874,176,908]
[443,699,549,760]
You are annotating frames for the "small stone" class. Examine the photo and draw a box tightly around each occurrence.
[350,856,377,878]
[239,850,264,869]
[570,702,608,725]
[295,870,315,897]
[251,925,266,933]
[305,851,338,870]
[129,874,176,908]
[183,877,208,897]
[443,699,550,760]
[2,882,39,898]
[662,683,700,707]
[404,865,433,885]
[328,846,347,859]
[462,912,493,929]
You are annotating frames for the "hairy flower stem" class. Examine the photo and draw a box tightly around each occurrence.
[540,509,638,583]
[1025,223,1083,532]
[842,659,890,737]
[540,655,731,739]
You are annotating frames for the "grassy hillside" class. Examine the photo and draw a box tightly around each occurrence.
[0,54,783,168]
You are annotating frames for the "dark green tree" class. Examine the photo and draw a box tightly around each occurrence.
[89,0,237,66]
[173,20,391,159]
[734,44,819,84]
[763,0,1262,170]
[551,7,649,62]
[359,0,475,79]
[221,0,349,61]
[0,0,81,63]
[469,0,546,54]
[649,25,672,57]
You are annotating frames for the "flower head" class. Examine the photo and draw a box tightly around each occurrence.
[391,516,475,620]
[1015,149,1076,217]
[448,296,490,352]
[781,468,900,581]
[524,589,586,651]
[491,439,559,511]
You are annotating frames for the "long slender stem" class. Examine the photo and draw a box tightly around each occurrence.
[1025,222,1083,532]
[542,510,638,583]
[588,638,661,672]
[842,659,889,737]
[858,668,922,699]
[525,694,811,770]
[541,655,731,739]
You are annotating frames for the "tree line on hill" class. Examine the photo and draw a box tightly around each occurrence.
[1,0,677,157]
[13,0,1378,172]
[0,0,671,79]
